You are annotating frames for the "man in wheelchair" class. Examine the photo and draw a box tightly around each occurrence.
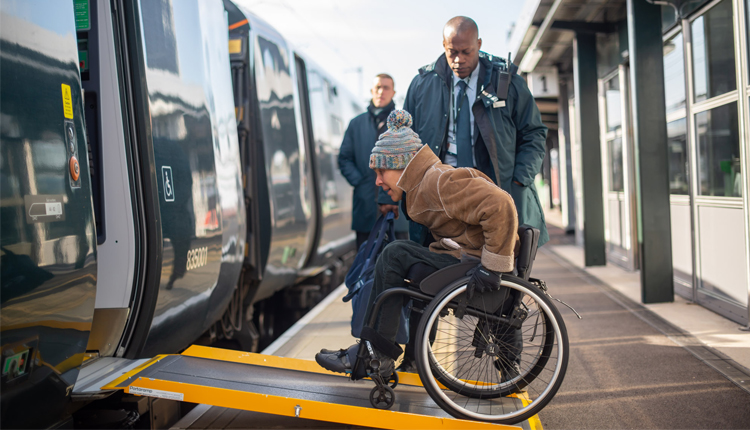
[316,110,519,381]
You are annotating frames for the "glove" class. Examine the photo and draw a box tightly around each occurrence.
[466,264,501,300]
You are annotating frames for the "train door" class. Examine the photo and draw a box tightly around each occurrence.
[113,0,245,358]
[1,1,98,427]
[246,24,317,297]
[296,59,356,271]
[684,0,748,324]
[74,0,140,359]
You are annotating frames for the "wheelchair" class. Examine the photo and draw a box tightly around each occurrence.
[349,225,569,425]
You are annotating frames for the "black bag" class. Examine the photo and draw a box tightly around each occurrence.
[343,212,411,343]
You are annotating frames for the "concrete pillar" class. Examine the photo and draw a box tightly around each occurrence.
[627,0,674,303]
[573,32,606,266]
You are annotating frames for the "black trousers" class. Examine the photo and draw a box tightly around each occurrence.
[363,241,459,352]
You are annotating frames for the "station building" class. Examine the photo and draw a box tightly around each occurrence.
[509,0,750,325]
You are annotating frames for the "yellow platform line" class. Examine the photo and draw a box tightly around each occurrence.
[511,392,542,430]
[124,376,520,430]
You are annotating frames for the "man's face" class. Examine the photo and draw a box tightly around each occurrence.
[371,77,395,108]
[375,169,404,201]
[443,31,482,79]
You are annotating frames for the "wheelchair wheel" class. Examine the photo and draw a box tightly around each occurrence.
[414,275,568,424]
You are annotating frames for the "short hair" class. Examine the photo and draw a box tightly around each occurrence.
[375,73,394,86]
[444,16,479,39]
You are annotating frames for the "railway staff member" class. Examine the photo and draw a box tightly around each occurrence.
[316,110,518,379]
[339,74,406,249]
[395,16,548,246]
[393,16,548,371]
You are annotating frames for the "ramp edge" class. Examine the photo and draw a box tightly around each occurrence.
[124,376,522,430]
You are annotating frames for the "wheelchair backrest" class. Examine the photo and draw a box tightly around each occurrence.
[516,224,540,281]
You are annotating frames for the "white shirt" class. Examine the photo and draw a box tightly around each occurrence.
[445,65,480,167]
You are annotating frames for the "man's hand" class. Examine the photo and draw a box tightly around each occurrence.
[513,180,524,186]
[466,264,501,300]
[379,204,399,219]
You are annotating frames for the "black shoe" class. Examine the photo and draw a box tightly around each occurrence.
[315,345,354,374]
[370,348,395,381]
[316,343,395,380]
[395,357,417,374]
[319,348,347,355]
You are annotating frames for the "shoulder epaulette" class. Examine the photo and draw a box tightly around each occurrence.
[418,61,437,76]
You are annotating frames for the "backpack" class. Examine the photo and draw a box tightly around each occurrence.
[342,212,411,344]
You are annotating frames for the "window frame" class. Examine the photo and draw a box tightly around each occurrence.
[685,0,743,202]
[689,0,739,104]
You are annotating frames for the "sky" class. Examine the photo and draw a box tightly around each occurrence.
[234,0,525,108]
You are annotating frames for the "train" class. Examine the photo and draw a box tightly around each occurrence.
[0,0,361,427]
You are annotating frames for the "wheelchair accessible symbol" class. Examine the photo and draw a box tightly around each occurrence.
[162,166,175,202]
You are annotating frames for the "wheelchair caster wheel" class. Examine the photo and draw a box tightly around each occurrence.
[389,372,399,389]
[369,385,395,409]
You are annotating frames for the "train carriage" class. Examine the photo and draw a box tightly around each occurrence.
[0,0,360,427]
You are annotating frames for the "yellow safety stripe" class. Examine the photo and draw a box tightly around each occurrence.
[181,345,431,388]
[124,376,521,430]
[100,355,170,390]
[510,392,542,430]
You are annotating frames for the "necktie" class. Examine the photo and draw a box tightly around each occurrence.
[456,80,473,167]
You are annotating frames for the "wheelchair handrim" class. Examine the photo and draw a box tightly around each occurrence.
[420,279,566,422]
[427,293,549,393]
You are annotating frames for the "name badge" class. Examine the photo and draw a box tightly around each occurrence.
[493,100,506,108]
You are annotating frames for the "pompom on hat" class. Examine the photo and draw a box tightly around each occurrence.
[369,110,423,170]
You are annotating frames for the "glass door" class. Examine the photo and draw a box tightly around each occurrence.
[686,0,749,323]
[600,69,638,270]
[663,29,694,296]
[569,97,586,247]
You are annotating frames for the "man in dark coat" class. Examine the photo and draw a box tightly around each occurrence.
[339,74,405,248]
[394,16,548,247]
[391,16,548,372]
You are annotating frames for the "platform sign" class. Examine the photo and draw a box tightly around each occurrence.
[74,0,90,31]
[528,67,559,98]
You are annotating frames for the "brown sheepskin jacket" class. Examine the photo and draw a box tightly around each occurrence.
[398,145,519,272]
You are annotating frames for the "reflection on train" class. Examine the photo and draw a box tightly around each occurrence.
[0,0,359,427]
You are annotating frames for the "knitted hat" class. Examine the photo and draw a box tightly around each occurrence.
[369,110,423,170]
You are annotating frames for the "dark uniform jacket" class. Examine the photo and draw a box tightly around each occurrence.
[397,52,549,246]
[339,102,399,233]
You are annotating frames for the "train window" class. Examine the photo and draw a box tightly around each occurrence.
[140,1,180,74]
[306,70,331,146]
